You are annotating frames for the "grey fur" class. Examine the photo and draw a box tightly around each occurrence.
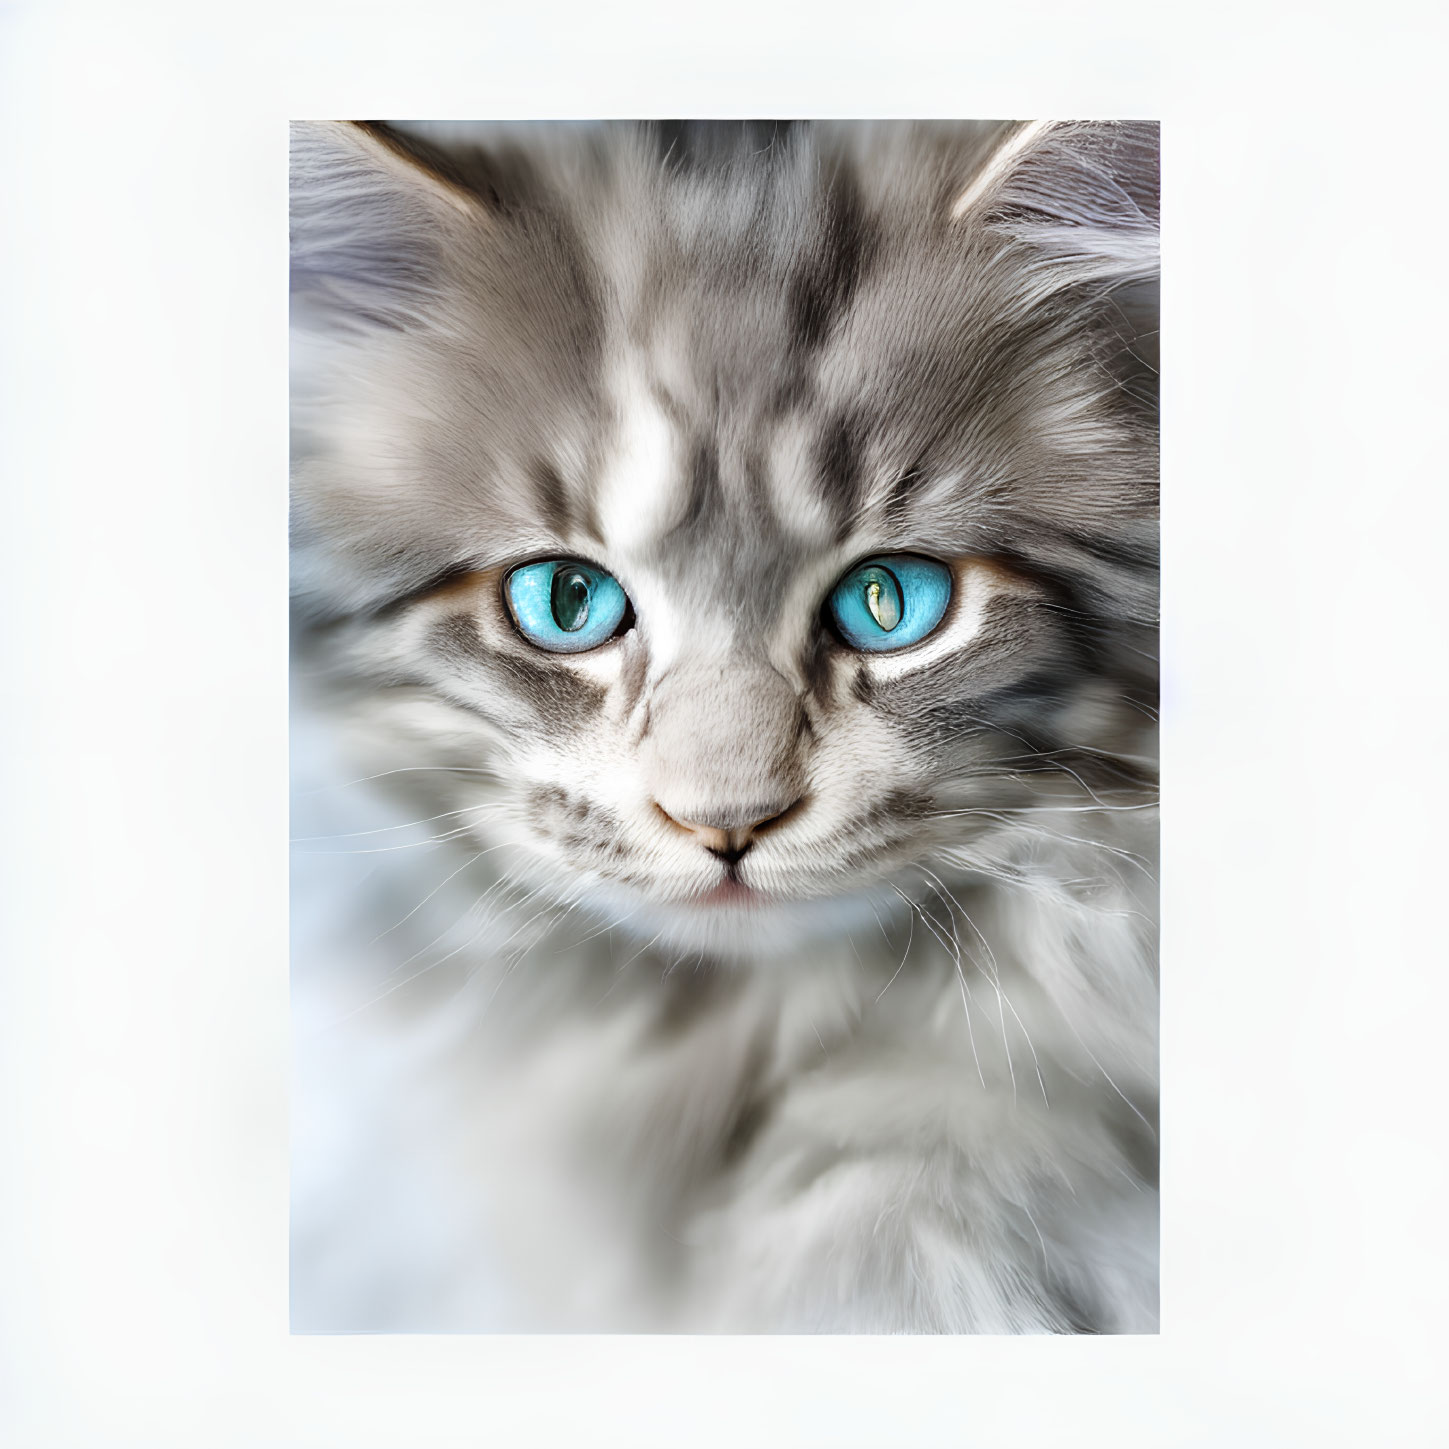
[290,119,1159,1333]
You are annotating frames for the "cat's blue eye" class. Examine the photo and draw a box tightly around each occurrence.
[504,559,630,653]
[827,555,952,652]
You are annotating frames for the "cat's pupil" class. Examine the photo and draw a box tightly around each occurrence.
[863,568,902,631]
[551,568,592,632]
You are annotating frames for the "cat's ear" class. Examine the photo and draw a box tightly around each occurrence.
[950,120,1158,282]
[949,120,1159,399]
[290,120,485,332]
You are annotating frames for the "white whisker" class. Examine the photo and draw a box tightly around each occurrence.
[367,843,511,943]
[893,883,985,1089]
[291,802,506,843]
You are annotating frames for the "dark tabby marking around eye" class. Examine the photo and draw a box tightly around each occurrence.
[427,614,608,723]
[364,563,482,621]
[795,629,836,705]
[427,611,488,667]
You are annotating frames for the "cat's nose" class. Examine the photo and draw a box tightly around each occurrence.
[653,799,804,863]
[641,654,810,857]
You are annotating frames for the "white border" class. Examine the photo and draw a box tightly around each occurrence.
[3,1,1446,1444]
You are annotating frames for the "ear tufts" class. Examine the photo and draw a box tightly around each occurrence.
[952,120,1158,229]
[289,120,482,333]
[950,119,1061,221]
[950,120,1158,291]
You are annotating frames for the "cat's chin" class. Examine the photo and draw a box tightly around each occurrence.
[575,880,899,962]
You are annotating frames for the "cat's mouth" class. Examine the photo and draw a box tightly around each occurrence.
[695,877,761,907]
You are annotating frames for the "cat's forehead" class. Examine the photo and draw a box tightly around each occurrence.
[563,298,1001,587]
[418,142,1120,601]
[290,121,1156,622]
[565,215,1073,581]
[579,357,831,639]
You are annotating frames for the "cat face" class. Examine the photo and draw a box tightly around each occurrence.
[291,120,1159,958]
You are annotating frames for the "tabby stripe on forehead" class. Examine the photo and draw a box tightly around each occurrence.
[881,457,931,523]
[529,459,573,538]
[653,119,797,171]
[665,438,723,542]
[735,447,770,523]
[816,412,866,542]
[788,166,878,355]
[529,458,605,547]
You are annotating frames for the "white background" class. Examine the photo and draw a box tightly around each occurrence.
[2,0,1446,1443]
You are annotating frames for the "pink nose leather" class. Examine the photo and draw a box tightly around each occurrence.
[654,798,803,863]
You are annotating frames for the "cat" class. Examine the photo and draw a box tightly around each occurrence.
[289,118,1159,1333]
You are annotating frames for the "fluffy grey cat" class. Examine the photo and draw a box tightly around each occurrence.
[289,118,1159,1333]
